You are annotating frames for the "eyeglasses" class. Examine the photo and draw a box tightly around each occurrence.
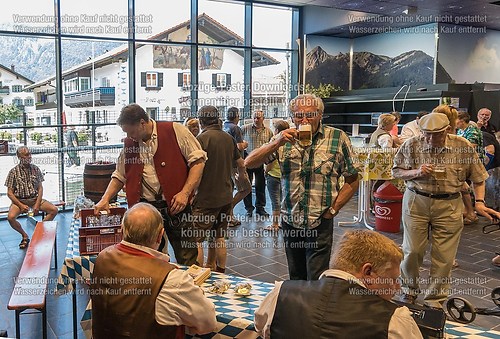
[291,111,320,119]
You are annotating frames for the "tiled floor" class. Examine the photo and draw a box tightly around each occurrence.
[1,195,499,338]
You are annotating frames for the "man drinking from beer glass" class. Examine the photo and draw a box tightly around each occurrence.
[245,94,359,280]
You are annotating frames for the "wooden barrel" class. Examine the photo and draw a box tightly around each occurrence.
[83,161,117,203]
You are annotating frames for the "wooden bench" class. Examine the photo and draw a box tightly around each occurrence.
[7,221,58,339]
[0,200,65,227]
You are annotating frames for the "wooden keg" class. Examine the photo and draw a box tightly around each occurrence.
[83,161,116,203]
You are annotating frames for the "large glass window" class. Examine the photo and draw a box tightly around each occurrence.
[135,0,190,41]
[0,0,54,32]
[252,50,290,119]
[197,46,244,120]
[0,0,299,210]
[135,42,191,121]
[198,0,244,46]
[60,0,128,38]
[252,4,293,49]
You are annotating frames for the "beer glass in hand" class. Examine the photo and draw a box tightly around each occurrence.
[298,123,312,147]
[433,165,446,180]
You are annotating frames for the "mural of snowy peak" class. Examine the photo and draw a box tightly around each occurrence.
[306,46,434,90]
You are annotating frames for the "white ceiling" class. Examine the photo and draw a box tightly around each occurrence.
[234,0,500,36]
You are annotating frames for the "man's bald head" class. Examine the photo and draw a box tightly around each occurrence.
[122,203,163,247]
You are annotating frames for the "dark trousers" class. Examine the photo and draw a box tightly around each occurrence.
[282,217,334,280]
[244,165,266,212]
[155,206,198,266]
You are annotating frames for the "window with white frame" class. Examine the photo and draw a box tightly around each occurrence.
[64,78,78,93]
[13,98,23,107]
[211,73,231,90]
[12,85,23,92]
[101,77,110,87]
[24,98,34,106]
[217,73,226,88]
[65,77,90,92]
[146,72,158,88]
[79,77,91,91]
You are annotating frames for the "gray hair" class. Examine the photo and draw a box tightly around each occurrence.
[289,94,324,113]
[122,203,163,247]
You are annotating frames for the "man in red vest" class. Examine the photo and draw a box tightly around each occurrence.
[95,104,207,265]
[91,203,217,338]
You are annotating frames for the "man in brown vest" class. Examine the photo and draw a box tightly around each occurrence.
[94,103,207,265]
[91,203,217,338]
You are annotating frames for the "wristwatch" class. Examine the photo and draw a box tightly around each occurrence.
[329,206,337,216]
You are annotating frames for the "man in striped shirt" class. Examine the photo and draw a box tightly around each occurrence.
[245,94,359,280]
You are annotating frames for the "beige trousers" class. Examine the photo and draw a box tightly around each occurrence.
[400,189,463,306]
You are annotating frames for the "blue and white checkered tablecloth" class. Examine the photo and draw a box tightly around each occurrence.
[58,220,500,339]
[188,272,273,338]
[82,272,272,339]
[56,219,96,293]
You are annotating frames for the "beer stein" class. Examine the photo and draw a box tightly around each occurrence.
[298,123,312,147]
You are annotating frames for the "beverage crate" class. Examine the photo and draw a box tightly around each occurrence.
[79,207,126,255]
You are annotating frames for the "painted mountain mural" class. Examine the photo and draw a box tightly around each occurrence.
[306,46,434,90]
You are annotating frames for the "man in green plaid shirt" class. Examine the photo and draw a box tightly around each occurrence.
[245,94,359,280]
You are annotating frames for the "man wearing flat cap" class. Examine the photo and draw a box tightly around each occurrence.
[392,112,500,308]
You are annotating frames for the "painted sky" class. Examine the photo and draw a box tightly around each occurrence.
[438,26,500,83]
[307,23,437,58]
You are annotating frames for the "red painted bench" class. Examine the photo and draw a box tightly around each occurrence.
[7,221,58,339]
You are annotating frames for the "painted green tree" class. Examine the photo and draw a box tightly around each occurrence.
[304,83,341,98]
[0,104,22,124]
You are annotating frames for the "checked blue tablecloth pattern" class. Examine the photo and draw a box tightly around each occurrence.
[187,272,274,338]
[81,272,273,339]
[56,219,97,293]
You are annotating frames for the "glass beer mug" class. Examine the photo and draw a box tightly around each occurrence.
[298,123,312,147]
[433,165,446,180]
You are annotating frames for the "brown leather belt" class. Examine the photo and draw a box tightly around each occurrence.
[408,187,460,200]
[18,196,37,200]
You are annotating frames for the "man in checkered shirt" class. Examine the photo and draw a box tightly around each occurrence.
[241,110,273,217]
[245,94,359,280]
[5,146,58,249]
